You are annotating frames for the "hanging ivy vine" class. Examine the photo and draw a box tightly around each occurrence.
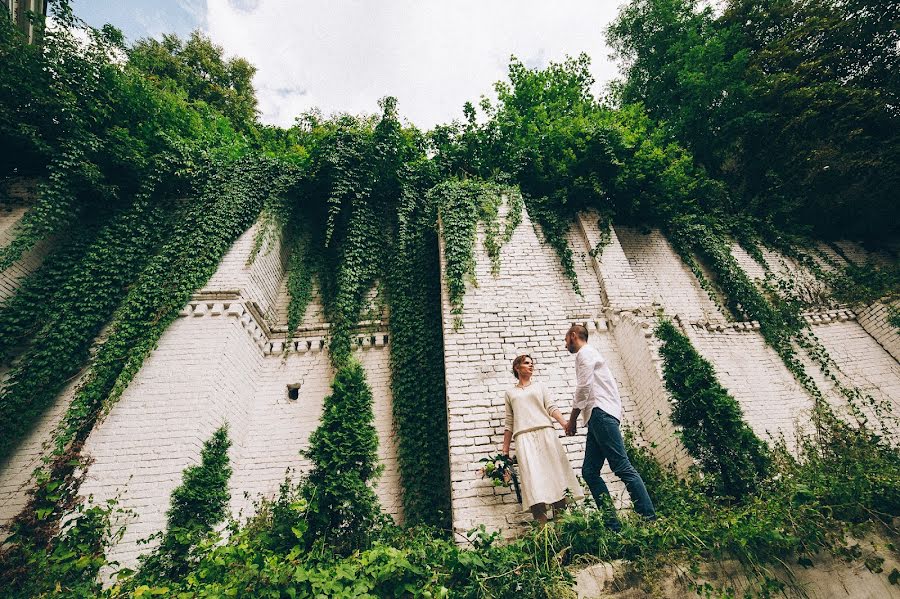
[1,3,898,594]
[384,169,452,527]
[0,157,286,581]
[430,179,523,328]
[0,183,174,463]
[277,103,452,527]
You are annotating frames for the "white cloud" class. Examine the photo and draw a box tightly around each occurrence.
[204,0,627,129]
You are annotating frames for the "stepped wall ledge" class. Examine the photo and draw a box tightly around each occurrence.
[178,298,389,356]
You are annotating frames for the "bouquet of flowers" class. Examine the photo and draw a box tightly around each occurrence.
[477,453,522,504]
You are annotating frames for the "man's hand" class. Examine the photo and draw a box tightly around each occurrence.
[565,419,577,436]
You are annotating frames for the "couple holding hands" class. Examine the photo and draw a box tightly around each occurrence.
[500,324,657,528]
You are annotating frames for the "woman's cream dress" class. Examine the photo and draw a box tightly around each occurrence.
[504,382,584,509]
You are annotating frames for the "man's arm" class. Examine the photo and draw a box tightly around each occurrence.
[574,348,592,406]
[568,348,592,435]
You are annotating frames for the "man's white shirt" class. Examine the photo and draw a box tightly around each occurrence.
[573,344,622,426]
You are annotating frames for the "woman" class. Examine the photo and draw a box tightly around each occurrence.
[502,354,584,524]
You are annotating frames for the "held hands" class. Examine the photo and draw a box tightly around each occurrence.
[564,418,577,436]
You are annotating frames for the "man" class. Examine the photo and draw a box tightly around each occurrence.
[564,324,656,529]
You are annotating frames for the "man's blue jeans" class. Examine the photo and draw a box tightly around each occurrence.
[582,407,656,526]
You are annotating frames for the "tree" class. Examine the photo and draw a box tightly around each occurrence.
[128,31,259,132]
[301,360,382,554]
[138,426,232,581]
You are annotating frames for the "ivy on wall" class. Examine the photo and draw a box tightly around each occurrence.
[0,157,284,578]
[430,179,523,327]
[300,360,382,555]
[1,1,898,594]
[0,191,173,463]
[276,103,453,527]
[385,172,452,527]
[136,426,232,582]
[655,319,770,498]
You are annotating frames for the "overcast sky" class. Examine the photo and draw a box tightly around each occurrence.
[73,1,629,130]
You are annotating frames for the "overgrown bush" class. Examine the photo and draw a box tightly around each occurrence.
[135,426,232,582]
[655,319,770,498]
[300,359,383,555]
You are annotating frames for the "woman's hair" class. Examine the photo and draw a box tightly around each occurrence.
[512,354,533,380]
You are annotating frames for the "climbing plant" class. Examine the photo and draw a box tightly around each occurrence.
[272,103,454,528]
[655,319,770,498]
[0,1,898,594]
[430,178,523,327]
[135,426,232,582]
[300,359,383,555]
[384,169,452,527]
[0,157,287,588]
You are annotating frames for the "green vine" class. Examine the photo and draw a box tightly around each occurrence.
[284,228,317,339]
[430,178,522,328]
[135,425,232,583]
[655,319,770,498]
[278,105,451,527]
[0,157,283,582]
[385,172,451,527]
[0,188,174,463]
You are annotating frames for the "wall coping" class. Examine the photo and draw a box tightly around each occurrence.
[179,298,388,356]
[687,308,857,333]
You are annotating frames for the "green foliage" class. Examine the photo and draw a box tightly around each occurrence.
[301,360,383,555]
[0,499,127,599]
[136,426,232,583]
[128,31,259,132]
[655,320,770,498]
[285,228,318,338]
[98,419,900,597]
[385,173,452,527]
[0,193,172,463]
[608,0,900,241]
[431,55,728,292]
[0,157,285,592]
[0,3,248,272]
[827,259,900,309]
[430,179,522,326]
[276,105,452,526]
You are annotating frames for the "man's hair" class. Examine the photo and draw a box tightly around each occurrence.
[567,323,589,342]
[511,354,533,380]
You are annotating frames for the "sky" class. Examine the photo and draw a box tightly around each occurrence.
[72,1,629,130]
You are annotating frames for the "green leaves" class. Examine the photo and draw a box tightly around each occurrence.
[608,0,900,241]
[136,426,232,582]
[431,179,522,324]
[301,360,383,555]
[656,319,770,498]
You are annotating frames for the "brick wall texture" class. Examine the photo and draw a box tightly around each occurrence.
[1,199,897,564]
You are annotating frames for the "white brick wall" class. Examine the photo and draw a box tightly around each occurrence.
[684,323,816,451]
[65,224,403,572]
[615,227,723,322]
[856,300,900,363]
[205,224,288,319]
[0,202,50,302]
[803,319,900,438]
[0,371,83,533]
[440,202,663,539]
[2,191,898,557]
